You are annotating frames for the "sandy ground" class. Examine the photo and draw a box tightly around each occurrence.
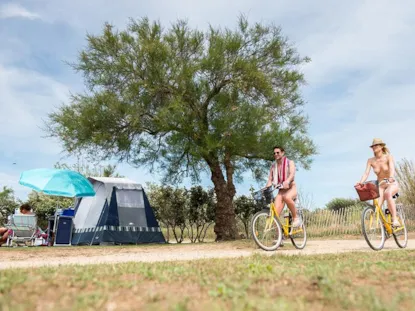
[1,238,414,270]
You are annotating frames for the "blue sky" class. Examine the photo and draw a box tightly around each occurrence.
[1,0,415,208]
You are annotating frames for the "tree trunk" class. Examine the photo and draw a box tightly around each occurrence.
[209,160,237,241]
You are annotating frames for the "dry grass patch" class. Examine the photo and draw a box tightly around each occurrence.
[1,250,415,310]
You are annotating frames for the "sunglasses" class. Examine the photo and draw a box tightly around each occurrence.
[370,144,381,148]
[273,151,281,155]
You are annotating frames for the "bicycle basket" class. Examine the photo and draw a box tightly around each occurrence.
[253,190,263,202]
[354,180,379,201]
[263,187,274,204]
[253,187,274,205]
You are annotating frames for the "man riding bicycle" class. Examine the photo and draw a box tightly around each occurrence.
[265,146,302,228]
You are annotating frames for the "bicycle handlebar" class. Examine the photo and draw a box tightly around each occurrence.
[260,184,283,192]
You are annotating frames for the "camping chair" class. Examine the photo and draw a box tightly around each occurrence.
[5,214,38,247]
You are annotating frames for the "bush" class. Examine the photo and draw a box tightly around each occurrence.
[188,186,215,242]
[27,192,73,228]
[234,195,262,238]
[0,187,20,224]
[326,198,368,211]
[146,183,216,243]
[396,158,415,206]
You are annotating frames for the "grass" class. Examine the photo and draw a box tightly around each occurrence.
[1,250,415,311]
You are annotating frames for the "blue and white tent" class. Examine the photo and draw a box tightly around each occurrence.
[72,177,165,245]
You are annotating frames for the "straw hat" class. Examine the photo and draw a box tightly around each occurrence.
[369,138,386,147]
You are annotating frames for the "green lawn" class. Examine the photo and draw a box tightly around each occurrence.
[1,250,414,311]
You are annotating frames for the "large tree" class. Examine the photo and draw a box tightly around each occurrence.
[46,16,316,240]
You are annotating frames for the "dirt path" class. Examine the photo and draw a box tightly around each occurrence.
[1,239,414,270]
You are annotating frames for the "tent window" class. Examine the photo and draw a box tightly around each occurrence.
[118,207,147,227]
[115,189,147,227]
[116,189,144,208]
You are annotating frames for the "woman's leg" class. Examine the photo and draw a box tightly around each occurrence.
[384,183,399,225]
[0,228,9,245]
[378,183,386,209]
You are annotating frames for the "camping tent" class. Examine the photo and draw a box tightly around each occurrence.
[72,177,166,245]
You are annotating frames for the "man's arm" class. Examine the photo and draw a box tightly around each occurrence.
[286,160,296,184]
[265,164,273,187]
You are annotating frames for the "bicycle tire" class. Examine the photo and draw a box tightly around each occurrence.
[251,210,283,251]
[393,212,408,248]
[362,206,385,251]
[290,223,307,249]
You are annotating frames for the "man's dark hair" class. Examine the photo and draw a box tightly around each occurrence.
[273,146,285,152]
[20,203,32,212]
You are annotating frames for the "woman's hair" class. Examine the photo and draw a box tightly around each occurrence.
[382,145,390,154]
[20,203,32,212]
[273,146,285,152]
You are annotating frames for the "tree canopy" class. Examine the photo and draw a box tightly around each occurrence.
[46,16,317,240]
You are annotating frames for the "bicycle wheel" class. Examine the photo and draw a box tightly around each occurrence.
[290,223,307,249]
[362,206,385,251]
[251,210,283,251]
[393,211,408,248]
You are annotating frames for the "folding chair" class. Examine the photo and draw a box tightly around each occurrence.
[5,214,38,247]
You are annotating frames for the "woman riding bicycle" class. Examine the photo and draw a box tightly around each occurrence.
[356,138,400,227]
[265,146,302,227]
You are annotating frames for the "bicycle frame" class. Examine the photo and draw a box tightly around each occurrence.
[372,199,404,235]
[268,199,303,237]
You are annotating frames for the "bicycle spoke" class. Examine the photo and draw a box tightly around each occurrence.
[362,206,385,251]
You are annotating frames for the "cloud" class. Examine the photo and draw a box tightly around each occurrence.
[1,0,415,207]
[0,63,70,159]
[0,3,40,20]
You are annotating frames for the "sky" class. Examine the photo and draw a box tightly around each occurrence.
[1,0,414,208]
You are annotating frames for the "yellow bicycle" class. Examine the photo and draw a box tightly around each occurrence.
[251,185,307,251]
[361,191,408,251]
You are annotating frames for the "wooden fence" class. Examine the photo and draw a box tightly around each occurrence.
[302,204,415,238]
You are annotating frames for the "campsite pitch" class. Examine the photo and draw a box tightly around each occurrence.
[1,249,414,311]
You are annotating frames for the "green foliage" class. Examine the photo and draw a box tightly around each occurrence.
[27,192,73,229]
[188,186,215,242]
[325,197,368,212]
[55,160,123,178]
[146,183,216,243]
[395,158,415,206]
[46,15,317,240]
[146,184,188,243]
[234,194,262,238]
[0,187,20,224]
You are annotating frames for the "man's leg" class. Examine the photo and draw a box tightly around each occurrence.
[282,185,298,219]
[273,194,285,245]
[274,193,285,217]
[282,185,301,227]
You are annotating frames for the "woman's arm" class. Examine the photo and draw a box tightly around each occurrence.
[358,159,372,184]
